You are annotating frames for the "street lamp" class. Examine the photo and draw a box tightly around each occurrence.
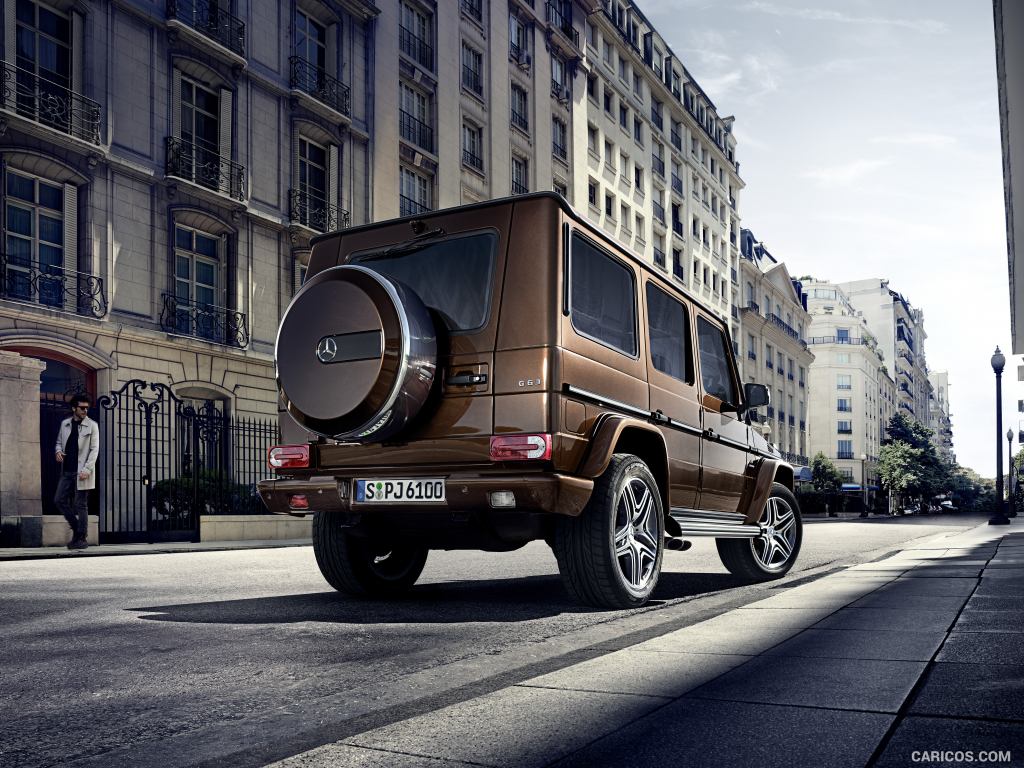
[990,347,1010,525]
[859,452,868,517]
[1009,427,1017,519]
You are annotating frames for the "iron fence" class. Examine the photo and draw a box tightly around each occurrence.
[289,56,350,117]
[165,136,246,201]
[167,0,246,56]
[1,61,101,144]
[0,253,107,318]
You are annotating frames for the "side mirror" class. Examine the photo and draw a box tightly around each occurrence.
[743,383,770,410]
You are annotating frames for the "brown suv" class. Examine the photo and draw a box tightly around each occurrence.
[258,193,801,608]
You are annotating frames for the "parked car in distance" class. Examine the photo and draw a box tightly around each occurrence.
[259,193,802,609]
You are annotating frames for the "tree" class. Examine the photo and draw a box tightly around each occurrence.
[881,412,953,506]
[878,441,922,506]
[811,452,843,494]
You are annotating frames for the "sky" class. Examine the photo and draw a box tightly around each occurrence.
[640,0,1013,477]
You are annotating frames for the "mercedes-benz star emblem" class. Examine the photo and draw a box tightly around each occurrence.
[317,336,338,363]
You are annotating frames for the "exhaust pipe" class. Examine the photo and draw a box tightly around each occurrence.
[665,537,692,552]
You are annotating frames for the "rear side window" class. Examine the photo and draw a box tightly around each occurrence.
[646,283,692,383]
[351,232,497,332]
[696,316,738,405]
[570,233,637,356]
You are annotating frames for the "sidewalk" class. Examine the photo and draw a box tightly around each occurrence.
[268,521,1024,768]
[0,538,312,561]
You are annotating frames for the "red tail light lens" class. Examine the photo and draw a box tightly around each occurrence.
[268,444,310,469]
[489,434,552,461]
[288,494,309,510]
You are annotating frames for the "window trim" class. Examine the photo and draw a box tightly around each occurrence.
[568,230,639,360]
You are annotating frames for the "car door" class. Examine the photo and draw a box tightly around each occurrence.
[694,313,749,512]
[644,280,700,509]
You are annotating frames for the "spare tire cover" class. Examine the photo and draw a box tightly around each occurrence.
[276,264,437,442]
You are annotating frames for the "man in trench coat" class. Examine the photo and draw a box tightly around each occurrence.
[54,393,100,549]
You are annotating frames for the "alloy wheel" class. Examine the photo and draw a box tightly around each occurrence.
[751,496,797,570]
[613,477,660,593]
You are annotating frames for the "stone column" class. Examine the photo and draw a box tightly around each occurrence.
[0,351,46,546]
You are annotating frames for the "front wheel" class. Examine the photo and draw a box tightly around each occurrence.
[312,512,428,597]
[553,453,665,609]
[717,482,802,580]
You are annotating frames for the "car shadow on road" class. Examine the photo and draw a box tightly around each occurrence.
[130,572,745,625]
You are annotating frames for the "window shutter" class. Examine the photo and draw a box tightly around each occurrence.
[291,129,300,218]
[63,183,79,313]
[328,144,339,220]
[326,23,338,77]
[171,70,181,139]
[71,12,85,139]
[4,0,15,110]
[293,255,304,294]
[218,88,233,161]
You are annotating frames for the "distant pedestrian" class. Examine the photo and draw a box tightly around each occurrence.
[54,393,99,550]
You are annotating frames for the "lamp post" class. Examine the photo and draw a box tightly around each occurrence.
[990,347,1010,525]
[1009,427,1017,519]
[859,452,869,517]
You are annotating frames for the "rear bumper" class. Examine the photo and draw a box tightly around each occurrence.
[257,472,594,518]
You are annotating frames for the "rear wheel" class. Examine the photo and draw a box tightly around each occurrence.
[553,454,664,609]
[717,482,802,580]
[313,512,428,597]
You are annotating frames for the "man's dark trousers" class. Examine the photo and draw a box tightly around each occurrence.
[55,472,88,539]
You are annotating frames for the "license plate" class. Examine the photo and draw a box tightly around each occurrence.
[355,478,446,504]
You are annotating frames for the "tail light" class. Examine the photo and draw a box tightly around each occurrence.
[288,494,309,510]
[268,444,310,470]
[489,434,552,461]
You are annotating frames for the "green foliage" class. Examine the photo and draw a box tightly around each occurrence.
[150,470,261,518]
[879,413,954,505]
[811,452,843,494]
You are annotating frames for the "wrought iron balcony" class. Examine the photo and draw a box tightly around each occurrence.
[511,179,529,195]
[462,65,483,95]
[399,110,434,153]
[653,247,665,268]
[552,141,567,162]
[672,219,683,236]
[160,293,248,348]
[167,0,245,57]
[289,57,350,117]
[731,305,739,320]
[399,25,434,70]
[511,108,529,132]
[652,200,665,224]
[1,61,101,145]
[742,301,760,313]
[289,189,349,234]
[463,149,483,171]
[461,0,482,22]
[650,107,663,130]
[545,2,579,47]
[166,137,245,200]
[768,312,800,341]
[748,351,757,361]
[671,174,683,195]
[652,155,665,178]
[837,451,855,460]
[808,335,868,345]
[0,254,107,318]
[838,427,853,434]
[670,129,681,150]
[400,195,430,217]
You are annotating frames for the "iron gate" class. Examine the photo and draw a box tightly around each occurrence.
[96,380,279,543]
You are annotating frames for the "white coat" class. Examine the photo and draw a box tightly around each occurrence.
[54,416,100,491]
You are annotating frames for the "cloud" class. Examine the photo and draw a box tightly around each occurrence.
[870,133,957,148]
[741,1,949,34]
[800,158,891,186]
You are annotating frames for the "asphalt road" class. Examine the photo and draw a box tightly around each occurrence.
[0,512,986,768]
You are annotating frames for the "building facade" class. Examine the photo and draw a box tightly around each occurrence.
[838,279,931,424]
[804,280,889,498]
[735,229,813,467]
[927,369,955,463]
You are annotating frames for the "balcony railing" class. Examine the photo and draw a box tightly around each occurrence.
[766,360,774,370]
[463,148,483,170]
[461,0,482,22]
[653,247,665,268]
[652,200,665,223]
[808,336,868,345]
[838,427,853,434]
[0,254,107,318]
[731,305,739,320]
[462,65,483,95]
[165,137,246,201]
[747,351,757,361]
[545,2,579,47]
[167,0,245,57]
[673,261,684,280]
[671,174,683,195]
[670,129,681,150]
[652,154,665,178]
[1,61,101,145]
[800,421,806,431]
[511,106,529,132]
[552,141,567,162]
[289,189,349,233]
[731,268,738,285]
[837,404,853,412]
[511,179,529,195]
[400,110,434,152]
[289,57,350,117]
[799,380,805,388]
[160,293,248,348]
[768,313,800,341]
[837,451,855,460]
[650,107,663,130]
[400,195,430,217]
[672,219,683,236]
[742,301,760,313]
[399,25,434,70]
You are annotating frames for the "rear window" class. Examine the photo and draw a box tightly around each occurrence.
[351,231,497,332]
[570,233,637,356]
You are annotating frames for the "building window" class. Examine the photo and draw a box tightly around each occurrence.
[400,2,434,70]
[603,86,613,114]
[604,139,615,169]
[633,116,643,146]
[399,82,433,152]
[511,155,528,194]
[588,124,598,155]
[837,373,852,390]
[587,73,597,100]
[634,164,643,189]
[511,83,529,132]
[838,420,852,434]
[837,439,853,459]
[552,117,568,162]
[462,122,483,171]
[837,397,852,412]
[295,136,329,228]
[3,171,65,307]
[13,0,75,135]
[295,10,327,72]
[604,192,614,218]
[400,166,431,215]
[509,13,529,63]
[461,44,484,96]
[588,179,598,208]
[619,103,629,128]
[551,54,568,95]
[173,225,221,339]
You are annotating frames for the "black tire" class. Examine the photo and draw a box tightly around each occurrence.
[553,453,665,609]
[312,512,428,597]
[717,482,802,580]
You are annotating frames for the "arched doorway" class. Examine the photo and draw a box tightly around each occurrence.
[6,347,97,517]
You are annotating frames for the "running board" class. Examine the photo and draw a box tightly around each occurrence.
[669,509,762,539]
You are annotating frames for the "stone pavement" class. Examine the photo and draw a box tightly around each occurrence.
[0,538,311,561]
[266,523,1024,768]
